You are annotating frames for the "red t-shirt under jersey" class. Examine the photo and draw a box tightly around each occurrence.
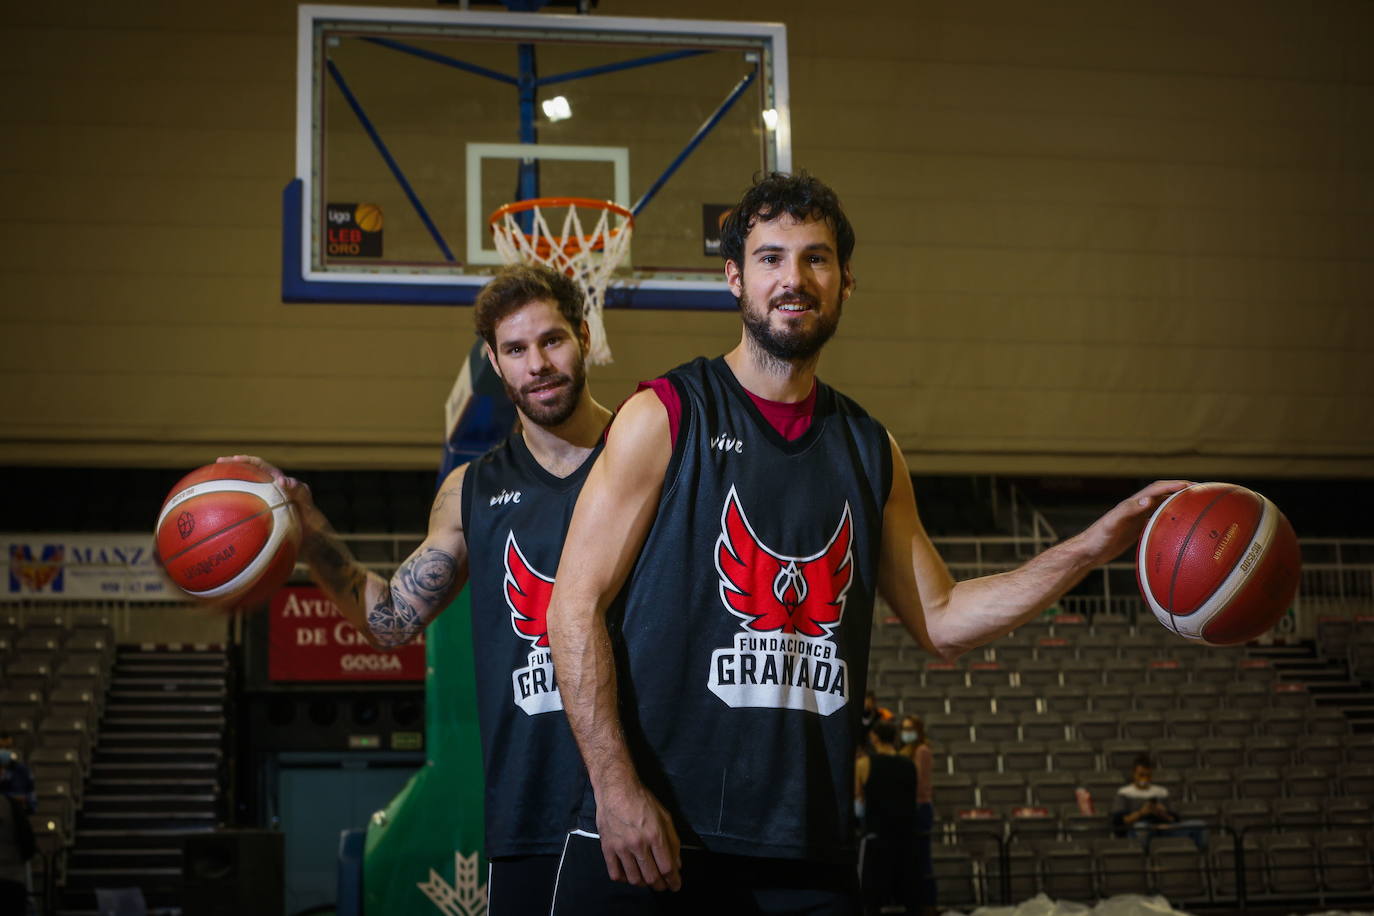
[636,375,817,444]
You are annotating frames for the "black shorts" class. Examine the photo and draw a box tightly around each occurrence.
[550,831,860,916]
[489,853,561,916]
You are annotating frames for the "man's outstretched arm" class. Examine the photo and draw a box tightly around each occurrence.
[545,390,680,892]
[875,434,1189,658]
[218,456,469,649]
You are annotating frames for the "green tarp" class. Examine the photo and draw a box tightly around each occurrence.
[364,590,488,915]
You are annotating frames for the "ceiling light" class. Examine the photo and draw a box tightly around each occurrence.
[542,96,572,122]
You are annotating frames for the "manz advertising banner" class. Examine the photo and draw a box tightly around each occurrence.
[4,533,178,601]
[268,586,424,682]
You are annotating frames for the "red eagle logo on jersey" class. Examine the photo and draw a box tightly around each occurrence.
[504,532,554,648]
[715,486,854,637]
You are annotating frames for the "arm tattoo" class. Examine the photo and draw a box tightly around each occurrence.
[430,486,462,522]
[368,548,459,647]
[369,589,423,648]
[403,548,458,595]
[304,535,356,596]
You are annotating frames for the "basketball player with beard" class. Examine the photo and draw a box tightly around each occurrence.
[545,172,1188,911]
[223,264,611,915]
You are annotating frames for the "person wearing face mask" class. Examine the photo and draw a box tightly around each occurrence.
[0,734,36,815]
[897,715,936,914]
[1111,754,1207,852]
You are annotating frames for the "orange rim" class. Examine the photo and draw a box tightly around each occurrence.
[488,197,635,225]
[489,197,634,258]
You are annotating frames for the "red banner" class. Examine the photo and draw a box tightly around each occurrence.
[268,586,425,682]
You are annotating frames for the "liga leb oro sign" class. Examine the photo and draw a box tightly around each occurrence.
[268,587,424,682]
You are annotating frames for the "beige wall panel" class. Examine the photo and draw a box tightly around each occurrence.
[801,57,1354,126]
[862,386,1368,457]
[1,223,280,276]
[823,338,1371,400]
[1,0,1370,476]
[8,28,295,82]
[809,3,1354,79]
[0,272,451,331]
[799,149,1374,212]
[3,76,290,131]
[2,370,438,440]
[0,324,462,382]
[846,196,1368,261]
[2,124,289,179]
[839,241,1367,305]
[9,175,282,231]
[845,293,1370,353]
[826,105,1359,170]
[6,1,294,31]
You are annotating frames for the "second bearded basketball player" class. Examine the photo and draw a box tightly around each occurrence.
[224,264,610,915]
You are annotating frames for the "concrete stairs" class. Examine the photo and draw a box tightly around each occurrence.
[58,646,228,916]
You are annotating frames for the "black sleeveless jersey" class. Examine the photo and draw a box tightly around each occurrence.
[585,356,892,863]
[461,431,600,857]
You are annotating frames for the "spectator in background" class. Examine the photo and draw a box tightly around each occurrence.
[856,720,918,916]
[898,714,937,914]
[0,734,35,815]
[861,690,893,739]
[1112,754,1207,851]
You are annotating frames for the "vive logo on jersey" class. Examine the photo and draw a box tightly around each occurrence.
[503,531,562,715]
[490,489,522,507]
[709,486,853,715]
[710,431,744,454]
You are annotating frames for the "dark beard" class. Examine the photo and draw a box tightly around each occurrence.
[739,288,841,367]
[504,357,587,428]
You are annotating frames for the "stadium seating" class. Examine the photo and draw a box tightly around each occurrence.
[1150,835,1210,903]
[1002,741,1048,773]
[1047,740,1094,772]
[930,843,979,907]
[993,685,1039,715]
[1040,840,1095,901]
[1246,735,1293,767]
[871,605,1370,910]
[1094,837,1151,896]
[1320,831,1374,893]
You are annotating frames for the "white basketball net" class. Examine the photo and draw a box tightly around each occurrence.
[490,200,633,366]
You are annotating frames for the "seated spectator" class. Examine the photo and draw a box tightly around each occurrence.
[1112,753,1207,851]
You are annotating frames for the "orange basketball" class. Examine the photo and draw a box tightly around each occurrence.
[156,462,300,609]
[1136,482,1301,645]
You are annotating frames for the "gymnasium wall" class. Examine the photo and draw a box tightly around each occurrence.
[4,0,1371,477]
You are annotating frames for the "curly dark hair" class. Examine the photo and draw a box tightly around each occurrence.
[718,171,856,272]
[473,264,585,348]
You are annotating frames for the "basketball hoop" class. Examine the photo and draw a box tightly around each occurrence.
[489,197,634,366]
